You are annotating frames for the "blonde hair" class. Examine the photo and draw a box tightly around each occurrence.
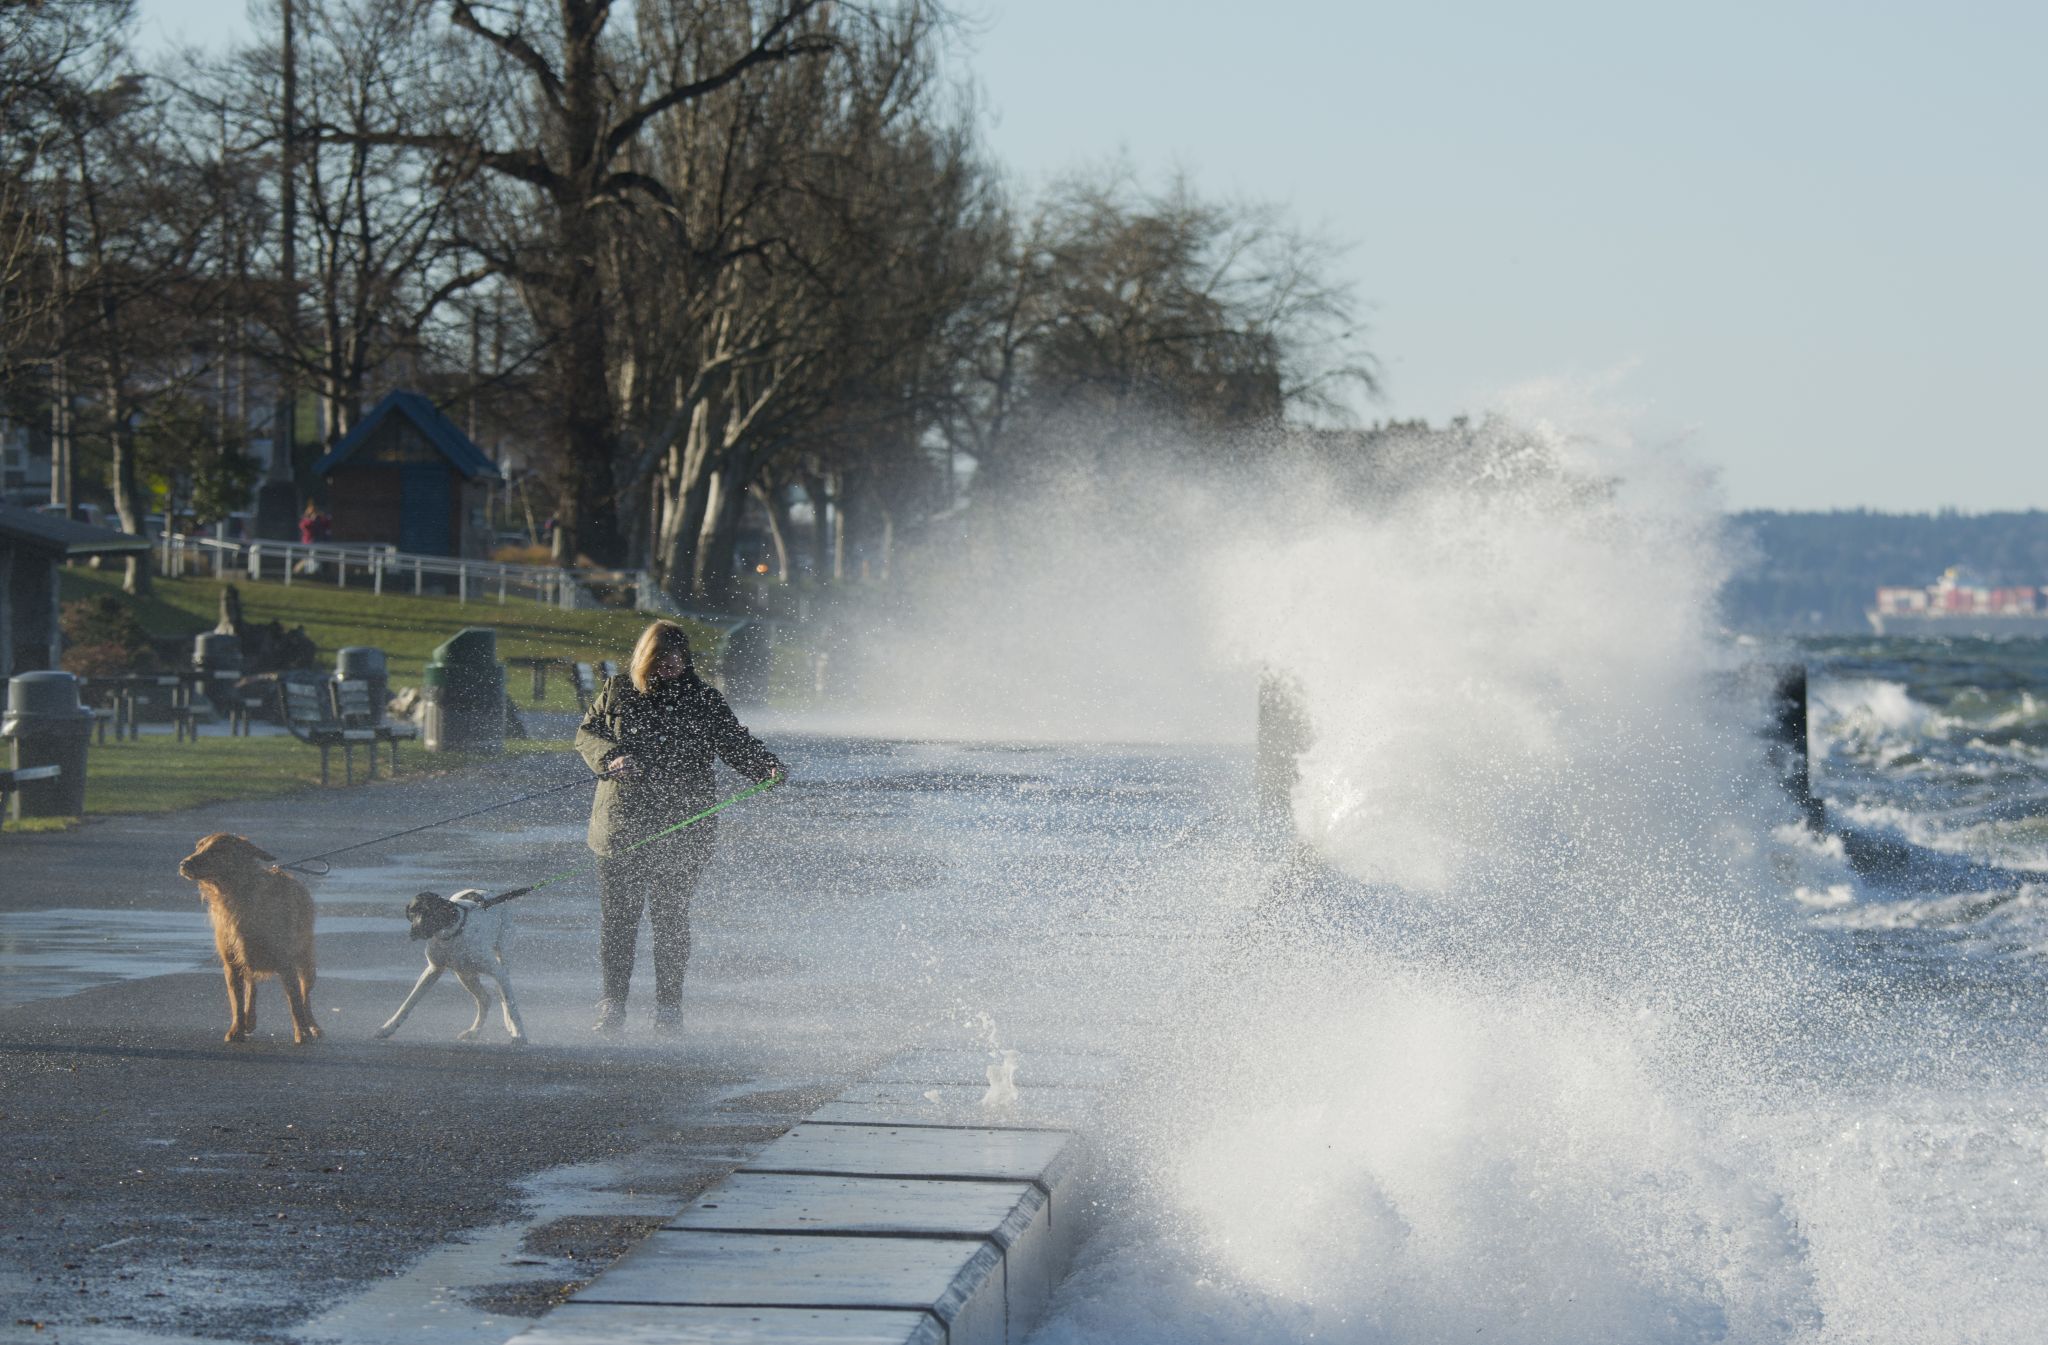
[627,620,693,693]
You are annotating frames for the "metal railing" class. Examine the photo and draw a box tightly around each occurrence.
[157,531,664,611]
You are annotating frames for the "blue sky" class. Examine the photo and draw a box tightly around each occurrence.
[136,1,2046,512]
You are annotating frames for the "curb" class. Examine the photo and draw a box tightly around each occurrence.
[509,1052,1102,1345]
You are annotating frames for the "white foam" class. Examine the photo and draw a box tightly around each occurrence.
[998,407,2048,1344]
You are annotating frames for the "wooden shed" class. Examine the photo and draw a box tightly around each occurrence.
[312,391,503,558]
[0,505,154,677]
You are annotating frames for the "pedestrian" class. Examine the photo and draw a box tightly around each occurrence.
[574,620,783,1037]
[297,501,324,574]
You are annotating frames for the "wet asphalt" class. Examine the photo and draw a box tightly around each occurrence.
[0,743,882,1344]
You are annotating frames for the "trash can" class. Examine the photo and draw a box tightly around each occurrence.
[3,671,94,819]
[334,646,389,720]
[417,663,449,750]
[421,627,503,754]
[192,633,244,713]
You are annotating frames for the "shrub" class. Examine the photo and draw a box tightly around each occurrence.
[62,641,148,680]
[59,596,159,676]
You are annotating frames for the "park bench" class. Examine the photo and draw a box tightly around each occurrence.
[76,683,117,744]
[506,655,559,703]
[0,763,61,819]
[333,678,417,775]
[85,674,188,743]
[513,655,618,708]
[226,686,268,736]
[169,674,211,744]
[571,662,599,711]
[282,681,376,786]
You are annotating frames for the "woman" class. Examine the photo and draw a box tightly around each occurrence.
[574,620,783,1036]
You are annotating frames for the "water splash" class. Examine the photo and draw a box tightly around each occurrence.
[982,1049,1020,1110]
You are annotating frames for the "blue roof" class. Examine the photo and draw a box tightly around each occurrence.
[311,390,503,481]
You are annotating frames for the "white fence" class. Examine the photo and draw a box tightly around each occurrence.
[158,531,664,611]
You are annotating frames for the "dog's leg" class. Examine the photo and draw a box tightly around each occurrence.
[281,971,319,1046]
[239,972,257,1036]
[223,965,249,1043]
[453,968,489,1041]
[492,967,527,1043]
[298,966,323,1039]
[374,964,443,1039]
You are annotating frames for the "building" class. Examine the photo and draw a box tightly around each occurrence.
[311,390,504,558]
[1,419,49,503]
[0,505,155,677]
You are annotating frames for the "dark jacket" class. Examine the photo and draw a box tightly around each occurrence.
[574,672,781,857]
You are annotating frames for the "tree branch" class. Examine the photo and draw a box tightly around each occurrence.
[446,0,564,111]
[601,3,835,163]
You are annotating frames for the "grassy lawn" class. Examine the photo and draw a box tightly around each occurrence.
[60,567,724,716]
[3,735,575,830]
[4,567,812,831]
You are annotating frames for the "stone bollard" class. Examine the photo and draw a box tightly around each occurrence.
[1769,664,1826,832]
[1256,670,1310,828]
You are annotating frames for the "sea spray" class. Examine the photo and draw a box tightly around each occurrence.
[1018,411,1854,1341]
[800,405,2046,1342]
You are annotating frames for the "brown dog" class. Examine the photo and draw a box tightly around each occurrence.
[179,833,322,1045]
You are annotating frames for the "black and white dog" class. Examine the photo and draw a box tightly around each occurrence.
[375,890,527,1043]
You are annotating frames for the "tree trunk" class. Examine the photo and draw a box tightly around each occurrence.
[550,201,624,566]
[756,478,793,582]
[102,367,150,595]
[799,468,832,585]
[831,471,848,583]
[694,458,751,609]
[654,400,717,601]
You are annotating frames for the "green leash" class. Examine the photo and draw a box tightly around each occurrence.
[476,774,785,908]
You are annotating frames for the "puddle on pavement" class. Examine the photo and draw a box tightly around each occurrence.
[0,908,387,1009]
[294,1080,811,1345]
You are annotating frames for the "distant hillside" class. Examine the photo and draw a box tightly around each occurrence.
[1721,510,2048,632]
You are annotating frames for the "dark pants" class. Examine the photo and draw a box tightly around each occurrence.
[597,823,716,1008]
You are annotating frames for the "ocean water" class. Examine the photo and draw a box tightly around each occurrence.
[891,432,2048,1344]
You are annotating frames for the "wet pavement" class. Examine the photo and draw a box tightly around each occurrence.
[0,746,883,1344]
[0,727,1251,1344]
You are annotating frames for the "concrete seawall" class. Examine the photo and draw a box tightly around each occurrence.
[511,1050,1102,1345]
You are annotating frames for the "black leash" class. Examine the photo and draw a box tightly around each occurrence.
[278,774,602,876]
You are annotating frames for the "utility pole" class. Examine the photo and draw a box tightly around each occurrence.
[216,108,232,474]
[48,169,73,514]
[255,0,301,538]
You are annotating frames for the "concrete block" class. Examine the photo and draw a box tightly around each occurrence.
[815,1083,1101,1131]
[512,1303,943,1344]
[743,1124,1075,1193]
[996,1183,1060,1332]
[572,1230,1005,1345]
[676,1173,1043,1244]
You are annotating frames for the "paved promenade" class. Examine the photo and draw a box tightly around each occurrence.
[0,729,1241,1343]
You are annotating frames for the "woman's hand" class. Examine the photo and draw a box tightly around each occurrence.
[606,754,642,781]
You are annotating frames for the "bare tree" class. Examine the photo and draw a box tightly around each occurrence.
[607,1,989,602]
[330,0,839,566]
[57,73,218,590]
[948,168,1378,493]
[0,0,131,384]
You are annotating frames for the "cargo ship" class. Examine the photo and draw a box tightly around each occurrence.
[1868,567,2048,637]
